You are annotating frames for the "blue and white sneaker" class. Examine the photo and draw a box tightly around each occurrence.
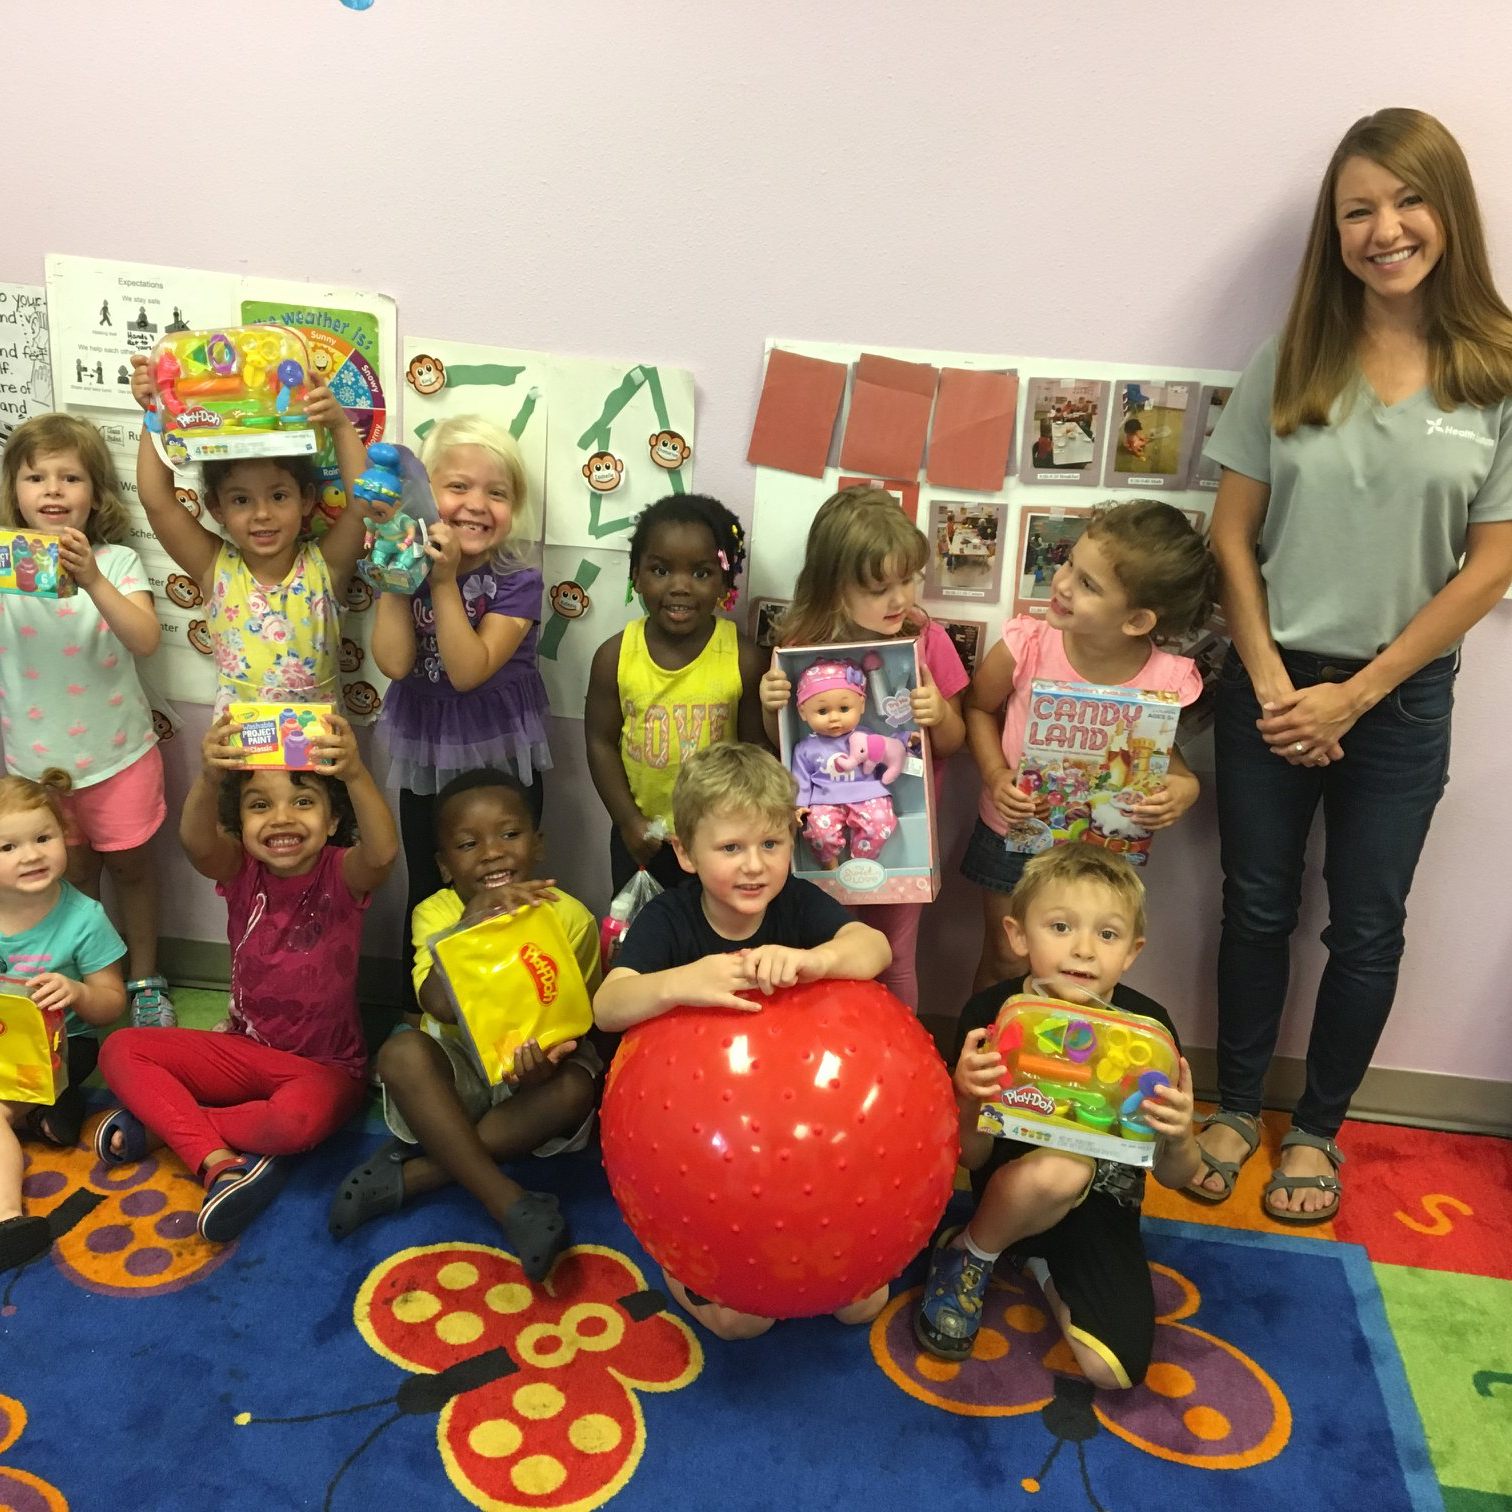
[127,976,177,1028]
[914,1240,992,1360]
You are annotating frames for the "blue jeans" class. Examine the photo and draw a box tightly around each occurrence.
[1213,645,1456,1136]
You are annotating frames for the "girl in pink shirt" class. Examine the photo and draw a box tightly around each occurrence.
[759,485,969,1009]
[96,713,397,1243]
[962,501,1216,987]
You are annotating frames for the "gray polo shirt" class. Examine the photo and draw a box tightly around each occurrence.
[1207,337,1512,660]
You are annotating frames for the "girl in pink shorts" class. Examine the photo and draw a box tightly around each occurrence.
[0,415,175,1041]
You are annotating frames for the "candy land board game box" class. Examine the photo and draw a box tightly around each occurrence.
[1003,679,1181,866]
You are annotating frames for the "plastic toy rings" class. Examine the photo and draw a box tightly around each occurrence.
[206,333,240,375]
[1064,1020,1097,1062]
[247,333,281,364]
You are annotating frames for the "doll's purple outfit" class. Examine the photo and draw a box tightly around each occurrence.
[793,731,899,864]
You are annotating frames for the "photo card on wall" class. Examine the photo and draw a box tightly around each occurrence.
[750,596,790,650]
[1102,378,1201,490]
[934,616,989,678]
[923,499,1006,602]
[1018,377,1110,487]
[1188,384,1233,490]
[837,474,921,522]
[1013,504,1096,617]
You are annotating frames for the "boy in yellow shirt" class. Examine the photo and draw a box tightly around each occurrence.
[328,770,600,1282]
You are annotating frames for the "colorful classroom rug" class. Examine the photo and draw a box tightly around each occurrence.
[7,1094,1508,1512]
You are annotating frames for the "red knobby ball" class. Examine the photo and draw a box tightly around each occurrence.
[601,977,958,1319]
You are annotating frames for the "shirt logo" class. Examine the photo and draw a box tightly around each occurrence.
[1425,415,1495,448]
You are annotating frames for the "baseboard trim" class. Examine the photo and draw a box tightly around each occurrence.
[159,937,408,1015]
[918,1015,1512,1139]
[164,945,1511,1138]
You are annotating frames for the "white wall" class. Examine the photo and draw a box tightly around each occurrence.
[7,1,1512,1083]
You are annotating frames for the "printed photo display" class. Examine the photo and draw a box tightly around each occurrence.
[923,500,1006,601]
[837,474,920,522]
[1018,377,1110,486]
[750,597,790,650]
[1189,384,1233,489]
[1013,505,1095,616]
[935,617,988,677]
[1103,378,1201,489]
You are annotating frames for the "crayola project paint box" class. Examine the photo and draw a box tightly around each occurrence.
[227,703,332,770]
[0,530,75,598]
[1003,680,1181,865]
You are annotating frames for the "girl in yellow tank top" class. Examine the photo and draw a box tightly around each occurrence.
[585,494,766,892]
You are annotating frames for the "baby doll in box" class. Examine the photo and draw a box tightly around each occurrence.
[791,658,908,869]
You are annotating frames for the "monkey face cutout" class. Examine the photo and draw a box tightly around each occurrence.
[174,487,202,520]
[343,680,381,717]
[583,451,624,493]
[150,709,176,743]
[339,637,365,674]
[344,577,374,613]
[406,354,447,396]
[186,619,213,656]
[165,573,203,610]
[549,580,591,619]
[649,430,691,470]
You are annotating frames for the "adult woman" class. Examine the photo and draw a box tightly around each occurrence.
[1192,109,1512,1221]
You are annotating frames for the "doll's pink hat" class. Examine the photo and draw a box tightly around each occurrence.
[796,659,866,706]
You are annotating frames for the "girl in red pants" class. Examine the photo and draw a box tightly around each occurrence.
[97,712,397,1242]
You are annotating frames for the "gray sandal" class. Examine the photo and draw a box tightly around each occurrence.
[1263,1129,1344,1225]
[1186,1109,1261,1204]
[327,1138,418,1241]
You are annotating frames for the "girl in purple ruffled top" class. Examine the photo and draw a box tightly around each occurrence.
[371,415,551,993]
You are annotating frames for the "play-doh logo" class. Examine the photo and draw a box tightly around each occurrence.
[519,944,559,1004]
[1002,1084,1056,1116]
[178,406,222,429]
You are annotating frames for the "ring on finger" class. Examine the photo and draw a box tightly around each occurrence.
[1292,741,1306,754]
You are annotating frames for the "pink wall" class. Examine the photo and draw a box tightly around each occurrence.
[7,3,1512,1083]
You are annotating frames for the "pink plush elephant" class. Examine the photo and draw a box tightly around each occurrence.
[832,728,907,784]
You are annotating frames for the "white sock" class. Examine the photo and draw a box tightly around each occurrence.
[958,1229,1002,1265]
[1023,1255,1051,1289]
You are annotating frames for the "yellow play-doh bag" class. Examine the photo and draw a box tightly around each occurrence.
[431,903,593,1087]
[0,989,69,1105]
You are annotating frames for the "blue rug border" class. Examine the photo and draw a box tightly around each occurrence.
[1145,1217,1444,1512]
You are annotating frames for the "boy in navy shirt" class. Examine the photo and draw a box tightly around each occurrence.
[595,741,890,1339]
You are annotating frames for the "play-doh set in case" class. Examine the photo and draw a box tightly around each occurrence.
[0,530,74,598]
[775,638,938,906]
[146,324,320,462]
[0,988,68,1105]
[977,993,1179,1167]
[226,703,333,769]
[431,902,593,1087]
[1004,680,1182,866]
